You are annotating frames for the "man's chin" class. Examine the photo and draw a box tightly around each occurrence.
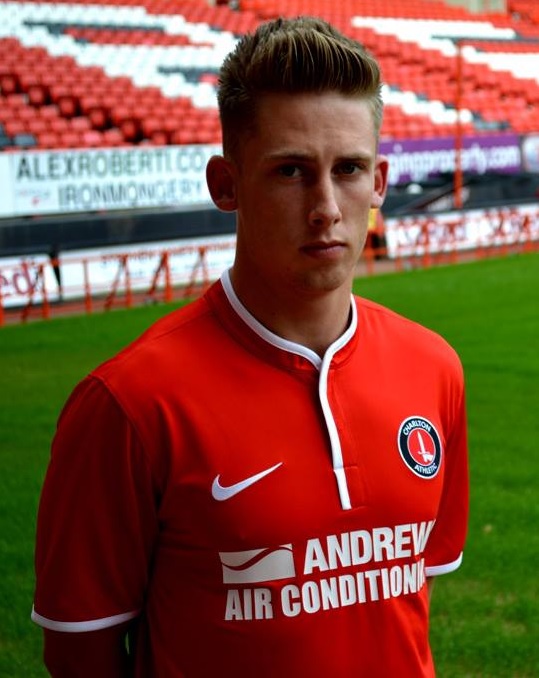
[294,267,353,297]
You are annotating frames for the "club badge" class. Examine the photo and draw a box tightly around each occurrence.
[398,416,442,479]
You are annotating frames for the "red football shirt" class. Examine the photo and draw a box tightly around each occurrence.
[33,272,469,677]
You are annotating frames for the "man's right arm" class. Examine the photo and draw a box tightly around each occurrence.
[43,623,132,677]
[33,377,160,675]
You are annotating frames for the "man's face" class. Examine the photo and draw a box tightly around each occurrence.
[211,91,388,304]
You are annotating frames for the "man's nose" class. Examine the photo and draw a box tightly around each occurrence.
[308,177,342,228]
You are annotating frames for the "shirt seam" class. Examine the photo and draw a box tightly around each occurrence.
[31,606,139,633]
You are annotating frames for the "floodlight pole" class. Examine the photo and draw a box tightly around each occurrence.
[454,39,464,210]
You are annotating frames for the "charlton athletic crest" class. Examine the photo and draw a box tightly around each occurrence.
[398,416,442,479]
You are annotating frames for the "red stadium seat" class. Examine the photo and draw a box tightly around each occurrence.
[26,118,50,135]
[102,128,126,146]
[148,130,169,146]
[88,108,109,130]
[36,131,61,149]
[58,131,82,149]
[141,116,164,139]
[119,118,140,143]
[27,85,49,107]
[4,120,27,137]
[48,117,71,133]
[5,94,26,109]
[70,116,92,132]
[81,129,105,147]
[0,74,19,96]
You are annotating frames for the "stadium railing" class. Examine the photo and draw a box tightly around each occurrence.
[1,204,538,326]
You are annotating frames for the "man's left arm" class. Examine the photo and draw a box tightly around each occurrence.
[427,577,435,602]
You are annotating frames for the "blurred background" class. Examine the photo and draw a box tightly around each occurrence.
[1,0,539,321]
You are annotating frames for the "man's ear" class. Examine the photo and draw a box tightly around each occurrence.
[371,154,389,209]
[206,155,237,212]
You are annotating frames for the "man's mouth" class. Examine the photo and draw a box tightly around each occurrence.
[301,241,346,258]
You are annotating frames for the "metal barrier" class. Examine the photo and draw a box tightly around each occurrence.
[0,239,234,325]
[1,206,538,326]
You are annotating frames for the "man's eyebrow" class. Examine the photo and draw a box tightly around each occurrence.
[263,151,373,163]
[263,150,312,162]
[336,154,374,163]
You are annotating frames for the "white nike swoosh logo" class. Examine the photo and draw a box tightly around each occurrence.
[211,462,283,501]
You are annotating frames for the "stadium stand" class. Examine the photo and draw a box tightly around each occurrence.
[1,0,539,151]
[2,1,539,324]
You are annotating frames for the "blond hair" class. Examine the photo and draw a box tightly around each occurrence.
[217,16,383,157]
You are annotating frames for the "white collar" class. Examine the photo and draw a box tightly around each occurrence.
[220,269,357,370]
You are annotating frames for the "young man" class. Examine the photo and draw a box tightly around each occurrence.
[32,17,469,677]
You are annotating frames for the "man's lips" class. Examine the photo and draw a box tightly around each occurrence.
[301,241,346,258]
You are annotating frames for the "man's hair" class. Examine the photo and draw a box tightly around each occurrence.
[217,16,383,157]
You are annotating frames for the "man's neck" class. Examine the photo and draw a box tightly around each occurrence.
[270,303,352,357]
[229,270,353,357]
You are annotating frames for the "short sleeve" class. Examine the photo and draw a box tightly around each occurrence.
[32,377,160,632]
[424,382,469,577]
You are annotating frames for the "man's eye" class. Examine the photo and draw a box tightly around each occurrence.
[337,163,361,175]
[278,165,301,177]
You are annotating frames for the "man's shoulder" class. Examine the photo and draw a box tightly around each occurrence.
[91,290,224,393]
[354,295,462,369]
[133,293,213,344]
[355,294,439,337]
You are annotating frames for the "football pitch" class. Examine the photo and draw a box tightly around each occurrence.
[0,252,537,676]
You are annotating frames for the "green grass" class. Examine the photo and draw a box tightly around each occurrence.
[1,252,538,676]
[356,253,539,677]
